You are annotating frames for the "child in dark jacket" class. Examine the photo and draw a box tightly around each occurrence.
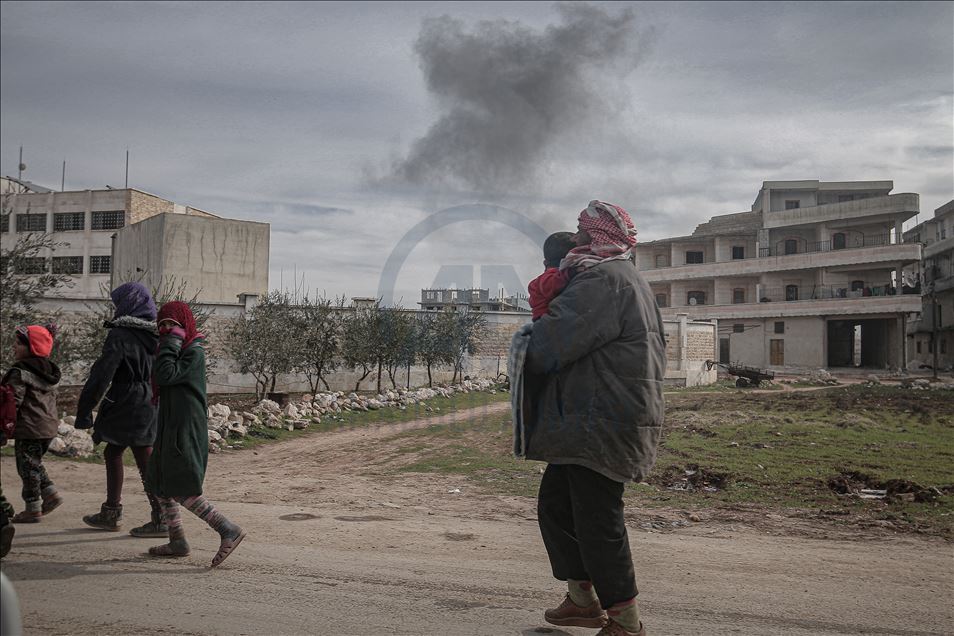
[528,232,577,321]
[1,325,63,523]
[144,302,245,568]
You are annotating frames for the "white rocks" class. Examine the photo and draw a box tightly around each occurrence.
[208,429,223,444]
[62,429,94,457]
[865,374,881,385]
[227,423,248,439]
[282,403,300,418]
[62,415,76,426]
[291,419,309,430]
[57,422,75,436]
[257,399,281,414]
[265,415,284,429]
[209,403,231,420]
[48,437,67,455]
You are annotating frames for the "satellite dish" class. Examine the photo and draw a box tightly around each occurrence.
[18,163,26,172]
[689,298,697,306]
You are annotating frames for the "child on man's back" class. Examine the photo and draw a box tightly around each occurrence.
[528,232,577,321]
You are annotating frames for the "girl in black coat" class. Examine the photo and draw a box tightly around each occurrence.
[76,282,164,536]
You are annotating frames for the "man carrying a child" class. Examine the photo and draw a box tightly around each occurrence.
[524,200,666,636]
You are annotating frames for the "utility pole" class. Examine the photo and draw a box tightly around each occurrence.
[17,146,24,181]
[61,160,66,191]
[931,281,939,380]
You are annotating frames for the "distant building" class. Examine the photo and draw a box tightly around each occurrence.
[1,184,269,307]
[637,180,922,370]
[419,288,529,313]
[904,200,954,371]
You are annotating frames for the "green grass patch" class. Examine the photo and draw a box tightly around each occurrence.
[385,385,954,536]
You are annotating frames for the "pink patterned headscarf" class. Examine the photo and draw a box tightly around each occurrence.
[560,200,637,271]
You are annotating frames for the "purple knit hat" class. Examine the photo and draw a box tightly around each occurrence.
[111,282,157,321]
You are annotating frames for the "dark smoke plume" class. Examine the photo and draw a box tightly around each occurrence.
[391,3,653,194]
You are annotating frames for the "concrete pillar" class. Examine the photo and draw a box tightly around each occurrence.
[756,283,763,302]
[670,243,679,268]
[894,219,903,244]
[713,236,723,262]
[678,313,689,371]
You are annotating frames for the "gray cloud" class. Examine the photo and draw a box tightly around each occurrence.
[388,3,654,194]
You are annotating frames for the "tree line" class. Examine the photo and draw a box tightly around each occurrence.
[2,214,488,396]
[226,291,487,399]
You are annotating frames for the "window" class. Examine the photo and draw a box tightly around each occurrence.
[774,321,785,334]
[16,213,46,232]
[732,288,745,304]
[785,200,800,210]
[943,339,948,355]
[851,280,864,292]
[54,212,85,232]
[91,210,125,230]
[785,285,799,301]
[731,246,745,260]
[654,254,668,268]
[0,213,8,233]
[733,324,744,334]
[52,256,84,274]
[784,239,798,255]
[90,255,112,274]
[685,251,704,264]
[917,341,922,354]
[654,293,668,308]
[687,291,706,305]
[832,233,846,250]
[18,257,48,274]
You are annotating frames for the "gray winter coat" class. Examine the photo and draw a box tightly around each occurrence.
[524,258,666,483]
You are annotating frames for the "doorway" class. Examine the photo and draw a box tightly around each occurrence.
[770,339,784,366]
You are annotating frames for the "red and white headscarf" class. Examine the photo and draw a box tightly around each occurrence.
[560,200,637,271]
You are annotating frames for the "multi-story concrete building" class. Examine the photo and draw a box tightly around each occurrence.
[1,184,269,307]
[419,288,529,313]
[637,180,922,371]
[904,200,954,372]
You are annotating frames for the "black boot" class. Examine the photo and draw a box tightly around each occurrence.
[129,497,168,538]
[83,503,123,531]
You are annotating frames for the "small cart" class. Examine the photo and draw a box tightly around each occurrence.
[705,360,775,388]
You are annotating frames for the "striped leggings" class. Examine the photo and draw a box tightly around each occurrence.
[156,495,234,541]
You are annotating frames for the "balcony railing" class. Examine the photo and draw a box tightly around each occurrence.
[758,233,891,258]
[757,280,916,303]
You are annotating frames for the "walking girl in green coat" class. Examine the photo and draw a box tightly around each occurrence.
[144,301,246,567]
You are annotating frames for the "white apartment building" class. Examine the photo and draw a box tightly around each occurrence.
[904,200,954,371]
[1,181,219,302]
[636,180,922,371]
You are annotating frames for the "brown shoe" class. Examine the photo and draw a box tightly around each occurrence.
[41,492,63,516]
[597,620,646,636]
[12,510,41,524]
[544,594,608,629]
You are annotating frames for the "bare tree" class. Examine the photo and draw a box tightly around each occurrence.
[225,290,296,399]
[294,294,345,393]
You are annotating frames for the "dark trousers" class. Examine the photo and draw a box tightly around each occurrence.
[14,439,54,509]
[103,444,160,518]
[538,463,637,608]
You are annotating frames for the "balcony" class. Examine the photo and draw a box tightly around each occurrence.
[640,240,921,283]
[757,233,890,257]
[762,193,919,229]
[658,292,923,320]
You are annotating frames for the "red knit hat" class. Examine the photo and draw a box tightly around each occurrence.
[16,325,55,358]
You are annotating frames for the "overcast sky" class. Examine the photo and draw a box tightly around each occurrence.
[2,1,951,305]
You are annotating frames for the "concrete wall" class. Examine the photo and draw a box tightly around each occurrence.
[113,213,270,304]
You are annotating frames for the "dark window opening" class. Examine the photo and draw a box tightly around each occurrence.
[785,285,799,301]
[785,200,800,210]
[943,339,948,355]
[18,257,48,274]
[733,324,744,333]
[54,212,85,232]
[733,288,746,304]
[687,291,706,305]
[91,210,125,230]
[784,239,798,255]
[52,256,84,274]
[654,293,668,308]
[774,321,785,334]
[16,213,46,232]
[732,246,745,260]
[0,214,9,233]
[851,280,864,292]
[832,233,846,250]
[917,341,922,354]
[685,251,704,264]
[90,255,112,274]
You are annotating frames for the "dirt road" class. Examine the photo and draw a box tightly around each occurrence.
[2,403,952,635]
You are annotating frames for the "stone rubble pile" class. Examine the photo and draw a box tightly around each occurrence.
[205,378,501,452]
[48,415,96,458]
